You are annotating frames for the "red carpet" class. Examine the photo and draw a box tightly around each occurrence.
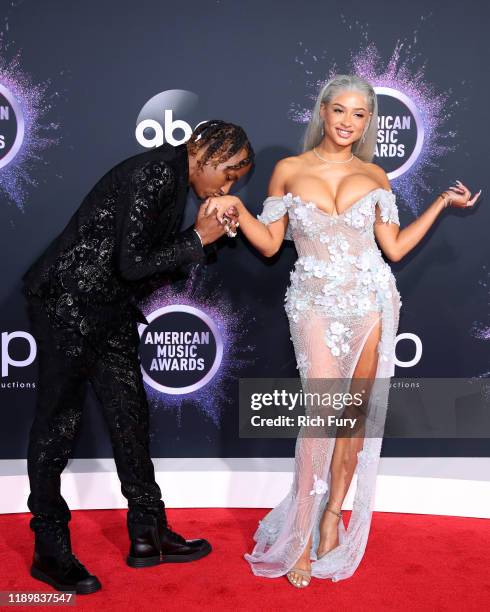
[1,509,489,611]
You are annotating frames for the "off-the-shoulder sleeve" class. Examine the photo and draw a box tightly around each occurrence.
[256,196,293,240]
[376,190,400,225]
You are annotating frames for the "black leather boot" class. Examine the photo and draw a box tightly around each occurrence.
[126,506,211,568]
[30,521,101,594]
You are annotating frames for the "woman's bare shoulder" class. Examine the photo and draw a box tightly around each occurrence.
[270,155,301,179]
[273,152,312,175]
[269,155,306,195]
[358,159,391,190]
[275,154,305,167]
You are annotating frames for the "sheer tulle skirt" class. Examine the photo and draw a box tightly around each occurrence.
[244,281,400,581]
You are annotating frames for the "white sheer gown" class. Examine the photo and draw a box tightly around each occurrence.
[244,188,402,581]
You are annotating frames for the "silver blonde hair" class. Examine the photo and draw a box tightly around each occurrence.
[302,74,378,162]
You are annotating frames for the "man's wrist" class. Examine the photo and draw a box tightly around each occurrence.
[190,225,218,257]
[193,227,204,247]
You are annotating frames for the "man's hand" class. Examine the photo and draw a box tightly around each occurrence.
[194,201,239,245]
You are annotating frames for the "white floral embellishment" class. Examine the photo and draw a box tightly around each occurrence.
[324,321,353,356]
[296,352,310,377]
[256,195,295,240]
[309,474,328,495]
[377,191,400,225]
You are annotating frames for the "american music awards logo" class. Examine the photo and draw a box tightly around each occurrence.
[135,272,255,426]
[139,305,223,395]
[0,83,24,170]
[0,36,60,207]
[373,87,424,180]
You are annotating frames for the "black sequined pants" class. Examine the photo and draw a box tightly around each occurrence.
[25,294,165,534]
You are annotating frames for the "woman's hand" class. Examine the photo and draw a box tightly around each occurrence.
[443,180,482,209]
[204,195,242,222]
[203,195,242,237]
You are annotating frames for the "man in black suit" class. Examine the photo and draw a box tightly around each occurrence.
[22,120,253,594]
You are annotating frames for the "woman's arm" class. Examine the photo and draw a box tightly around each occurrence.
[371,166,482,262]
[205,159,293,257]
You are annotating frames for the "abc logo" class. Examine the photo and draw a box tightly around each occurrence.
[136,110,205,148]
[135,89,204,148]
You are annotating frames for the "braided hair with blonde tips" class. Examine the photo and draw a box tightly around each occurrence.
[187,119,254,171]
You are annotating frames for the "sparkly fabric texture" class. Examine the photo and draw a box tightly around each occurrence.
[31,520,72,561]
[23,144,205,535]
[26,295,164,530]
[244,188,402,581]
[23,154,205,353]
[117,161,206,282]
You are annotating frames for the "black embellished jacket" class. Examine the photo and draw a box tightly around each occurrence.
[22,143,210,346]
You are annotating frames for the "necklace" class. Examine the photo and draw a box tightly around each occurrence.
[313,148,354,164]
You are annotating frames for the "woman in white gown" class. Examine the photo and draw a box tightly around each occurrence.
[204,74,481,587]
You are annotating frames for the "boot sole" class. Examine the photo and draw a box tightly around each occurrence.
[30,566,101,594]
[127,542,212,568]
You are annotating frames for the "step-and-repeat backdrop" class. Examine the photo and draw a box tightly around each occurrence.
[1,0,488,461]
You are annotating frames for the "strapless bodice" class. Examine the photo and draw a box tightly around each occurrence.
[257,187,399,242]
[256,187,402,360]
